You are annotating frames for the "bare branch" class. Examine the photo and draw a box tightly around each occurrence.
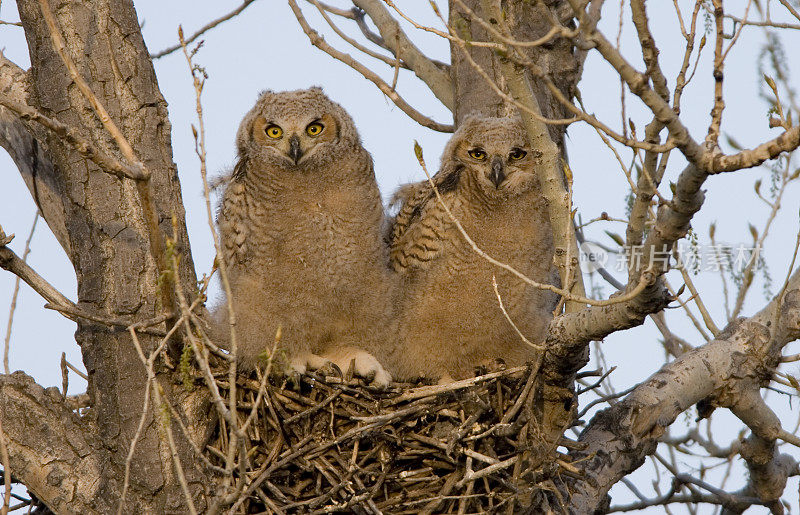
[569,0,706,167]
[0,229,73,309]
[777,0,800,23]
[545,165,706,363]
[709,126,800,172]
[0,97,147,181]
[309,1,411,69]
[353,0,454,110]
[734,404,799,509]
[287,0,453,132]
[150,0,259,59]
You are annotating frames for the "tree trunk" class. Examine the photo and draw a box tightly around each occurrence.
[5,0,210,510]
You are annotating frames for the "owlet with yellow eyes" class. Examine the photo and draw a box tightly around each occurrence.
[213,87,392,385]
[385,115,559,382]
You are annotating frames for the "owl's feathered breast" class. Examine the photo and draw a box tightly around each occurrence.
[218,152,384,286]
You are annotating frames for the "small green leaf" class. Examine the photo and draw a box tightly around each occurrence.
[764,73,777,92]
[709,222,716,240]
[754,179,762,196]
[563,163,573,185]
[787,374,800,391]
[413,140,423,161]
[605,230,625,247]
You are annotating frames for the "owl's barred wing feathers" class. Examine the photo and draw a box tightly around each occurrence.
[388,166,462,271]
[387,180,429,246]
[217,170,249,270]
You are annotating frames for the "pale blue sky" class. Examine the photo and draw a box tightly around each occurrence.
[1,1,799,511]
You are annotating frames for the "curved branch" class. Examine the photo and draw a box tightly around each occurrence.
[309,0,410,69]
[288,0,453,132]
[352,0,454,111]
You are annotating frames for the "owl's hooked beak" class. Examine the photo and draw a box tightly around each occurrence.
[288,134,303,164]
[489,157,505,188]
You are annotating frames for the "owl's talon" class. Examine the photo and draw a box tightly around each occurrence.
[320,348,392,387]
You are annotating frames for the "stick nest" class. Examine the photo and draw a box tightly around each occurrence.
[207,363,573,514]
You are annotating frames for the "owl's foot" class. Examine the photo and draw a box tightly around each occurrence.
[287,353,328,375]
[319,347,392,387]
[288,350,392,387]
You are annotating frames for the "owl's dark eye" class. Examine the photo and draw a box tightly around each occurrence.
[306,122,324,137]
[509,148,527,160]
[468,148,487,160]
[265,124,283,139]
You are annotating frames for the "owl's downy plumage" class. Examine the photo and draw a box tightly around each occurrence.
[385,115,559,382]
[213,87,393,385]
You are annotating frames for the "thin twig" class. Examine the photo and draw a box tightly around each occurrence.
[491,274,543,351]
[287,0,453,132]
[151,0,259,59]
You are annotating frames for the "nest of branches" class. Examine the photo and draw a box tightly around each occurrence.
[205,361,579,514]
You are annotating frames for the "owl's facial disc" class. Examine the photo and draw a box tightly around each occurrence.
[461,141,532,193]
[253,114,338,168]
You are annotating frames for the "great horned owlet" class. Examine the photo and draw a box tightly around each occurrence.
[385,115,559,382]
[213,87,393,385]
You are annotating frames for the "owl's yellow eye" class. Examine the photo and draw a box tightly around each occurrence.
[509,148,527,160]
[468,148,487,160]
[306,122,324,137]
[265,125,283,139]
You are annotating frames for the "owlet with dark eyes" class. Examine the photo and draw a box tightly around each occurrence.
[213,87,392,385]
[385,115,559,382]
